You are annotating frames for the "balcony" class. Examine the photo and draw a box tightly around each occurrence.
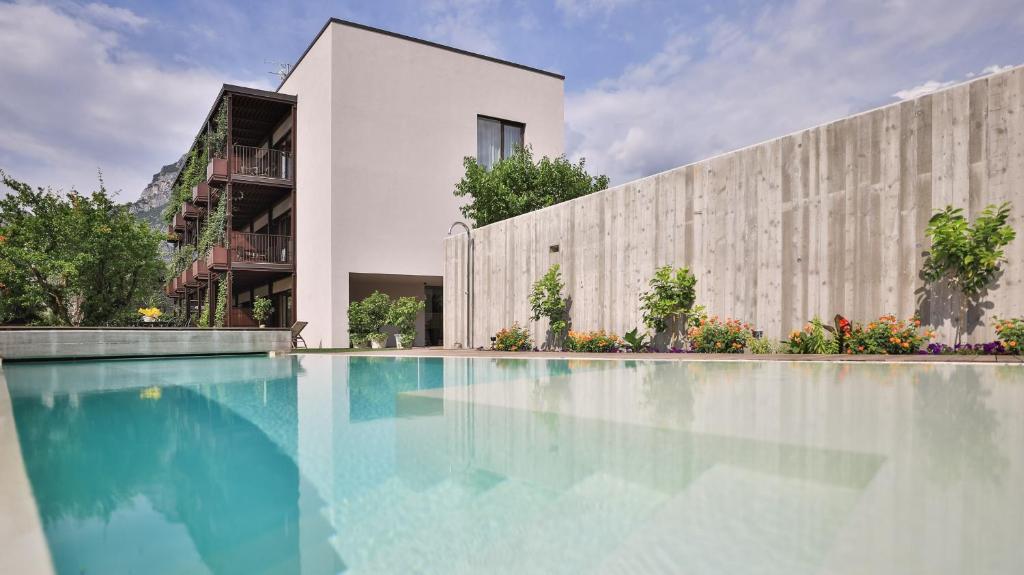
[206,245,229,272]
[166,226,179,244]
[184,267,197,288]
[207,157,229,183]
[172,212,186,232]
[181,201,200,220]
[192,182,211,205]
[231,145,292,183]
[191,258,209,282]
[230,232,292,267]
[229,307,258,327]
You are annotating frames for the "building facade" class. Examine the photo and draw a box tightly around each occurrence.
[165,19,565,347]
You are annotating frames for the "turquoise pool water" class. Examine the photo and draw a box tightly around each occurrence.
[3,355,1023,574]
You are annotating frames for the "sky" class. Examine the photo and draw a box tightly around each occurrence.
[1,0,1023,202]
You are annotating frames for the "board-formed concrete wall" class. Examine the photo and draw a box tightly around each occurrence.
[444,66,1024,348]
[0,328,290,361]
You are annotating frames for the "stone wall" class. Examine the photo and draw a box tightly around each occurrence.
[444,66,1024,347]
[0,328,290,361]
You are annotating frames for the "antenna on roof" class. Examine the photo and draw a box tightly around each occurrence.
[265,60,293,82]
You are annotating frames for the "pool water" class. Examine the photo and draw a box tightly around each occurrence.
[4,355,1023,574]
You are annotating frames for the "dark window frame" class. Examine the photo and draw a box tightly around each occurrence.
[478,115,525,165]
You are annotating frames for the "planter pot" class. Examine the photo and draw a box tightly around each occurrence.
[259,324,266,329]
[396,334,415,349]
[652,315,688,351]
[369,334,388,349]
[141,316,156,323]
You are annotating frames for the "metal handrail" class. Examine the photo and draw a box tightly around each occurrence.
[230,232,292,264]
[231,144,292,179]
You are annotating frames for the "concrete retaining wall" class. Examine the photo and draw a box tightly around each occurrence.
[0,328,291,361]
[444,65,1024,347]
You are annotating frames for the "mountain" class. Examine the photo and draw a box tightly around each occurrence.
[127,155,185,230]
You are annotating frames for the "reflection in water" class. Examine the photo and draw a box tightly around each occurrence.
[4,356,1024,575]
[912,365,1007,486]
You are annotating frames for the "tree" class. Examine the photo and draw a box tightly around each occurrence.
[453,146,609,228]
[922,202,1016,343]
[639,266,697,349]
[0,170,165,326]
[529,264,569,349]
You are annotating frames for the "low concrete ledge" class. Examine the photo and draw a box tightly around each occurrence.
[0,327,290,361]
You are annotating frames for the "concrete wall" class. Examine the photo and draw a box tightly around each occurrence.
[280,21,565,348]
[444,66,1024,347]
[0,328,291,361]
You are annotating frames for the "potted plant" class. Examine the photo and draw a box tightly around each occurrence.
[347,299,371,348]
[360,291,392,349]
[138,307,162,323]
[252,296,274,328]
[388,296,425,349]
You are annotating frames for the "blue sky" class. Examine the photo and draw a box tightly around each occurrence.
[1,0,1023,201]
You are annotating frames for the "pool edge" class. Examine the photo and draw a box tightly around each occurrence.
[0,367,56,575]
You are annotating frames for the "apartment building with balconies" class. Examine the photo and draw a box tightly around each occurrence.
[165,19,564,347]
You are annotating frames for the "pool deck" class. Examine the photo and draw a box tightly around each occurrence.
[295,348,1024,364]
[0,369,56,575]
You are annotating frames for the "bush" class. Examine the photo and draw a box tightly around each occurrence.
[623,327,651,352]
[388,296,425,341]
[747,336,780,354]
[687,314,752,353]
[565,330,623,353]
[493,323,533,351]
[529,264,569,347]
[846,315,933,354]
[785,317,839,354]
[640,266,697,333]
[252,296,273,325]
[361,291,391,339]
[994,317,1023,354]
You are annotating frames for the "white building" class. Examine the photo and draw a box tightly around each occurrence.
[166,19,564,347]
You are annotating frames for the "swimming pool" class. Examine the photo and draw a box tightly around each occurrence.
[2,355,1023,574]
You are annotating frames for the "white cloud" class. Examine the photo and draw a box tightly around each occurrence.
[980,63,1013,75]
[893,79,957,100]
[0,2,266,200]
[566,0,1023,185]
[555,0,636,20]
[80,2,149,31]
[421,0,502,56]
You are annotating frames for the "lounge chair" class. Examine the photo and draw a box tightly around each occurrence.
[291,321,308,348]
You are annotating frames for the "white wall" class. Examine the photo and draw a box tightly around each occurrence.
[282,21,564,347]
[280,25,335,348]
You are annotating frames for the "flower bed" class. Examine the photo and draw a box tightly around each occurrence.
[565,330,624,353]
[688,316,752,353]
[846,315,932,355]
[493,323,533,351]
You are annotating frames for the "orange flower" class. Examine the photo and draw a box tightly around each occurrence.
[1010,341,1018,348]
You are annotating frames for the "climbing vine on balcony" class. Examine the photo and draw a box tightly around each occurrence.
[206,97,228,158]
[169,244,195,277]
[197,192,227,257]
[214,274,227,327]
[162,146,208,225]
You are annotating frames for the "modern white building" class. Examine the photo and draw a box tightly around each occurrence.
[165,19,564,348]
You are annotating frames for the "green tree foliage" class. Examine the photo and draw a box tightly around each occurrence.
[453,146,609,228]
[529,264,569,347]
[197,193,227,257]
[639,266,697,332]
[252,295,273,326]
[922,202,1016,341]
[214,275,228,327]
[388,296,425,338]
[0,170,165,325]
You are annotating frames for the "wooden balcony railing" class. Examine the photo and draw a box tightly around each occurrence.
[230,232,292,265]
[231,145,292,180]
[230,307,258,327]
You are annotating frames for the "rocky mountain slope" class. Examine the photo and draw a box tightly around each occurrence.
[127,155,185,230]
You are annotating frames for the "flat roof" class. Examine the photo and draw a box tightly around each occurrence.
[278,17,565,90]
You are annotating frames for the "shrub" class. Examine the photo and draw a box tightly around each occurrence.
[921,202,1015,343]
[687,314,752,353]
[388,296,425,342]
[361,291,392,340]
[565,330,624,353]
[846,315,933,355]
[252,296,273,326]
[785,317,839,354]
[623,327,651,352]
[529,264,569,347]
[493,323,533,351]
[994,317,1023,354]
[747,336,780,354]
[640,266,697,333]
